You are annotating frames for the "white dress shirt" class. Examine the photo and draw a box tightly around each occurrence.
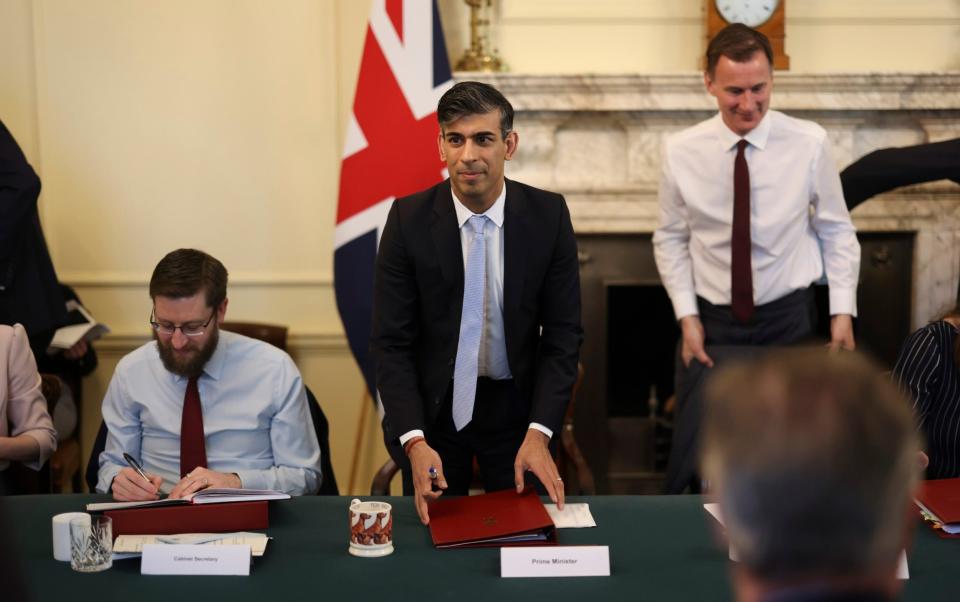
[399,183,552,447]
[653,110,860,321]
[97,330,322,495]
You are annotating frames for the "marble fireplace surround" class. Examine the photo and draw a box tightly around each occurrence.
[471,72,960,329]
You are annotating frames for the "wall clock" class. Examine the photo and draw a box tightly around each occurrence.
[706,0,789,70]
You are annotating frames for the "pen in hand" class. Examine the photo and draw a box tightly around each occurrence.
[122,452,153,484]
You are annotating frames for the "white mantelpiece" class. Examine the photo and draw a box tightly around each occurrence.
[468,72,960,328]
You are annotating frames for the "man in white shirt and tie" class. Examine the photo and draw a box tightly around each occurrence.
[654,23,860,365]
[654,24,860,492]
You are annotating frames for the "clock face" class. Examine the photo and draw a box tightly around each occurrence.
[715,0,780,28]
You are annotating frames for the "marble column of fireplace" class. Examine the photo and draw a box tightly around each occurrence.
[465,72,960,493]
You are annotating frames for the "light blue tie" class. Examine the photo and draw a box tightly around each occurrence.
[452,215,488,431]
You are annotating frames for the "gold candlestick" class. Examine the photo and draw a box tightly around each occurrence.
[455,0,505,72]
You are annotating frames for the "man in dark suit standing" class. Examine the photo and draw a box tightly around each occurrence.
[372,81,582,524]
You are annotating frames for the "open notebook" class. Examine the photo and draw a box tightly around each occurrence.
[86,488,289,512]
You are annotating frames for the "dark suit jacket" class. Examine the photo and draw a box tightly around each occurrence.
[371,178,582,447]
[840,137,960,209]
[0,120,66,341]
[761,586,893,602]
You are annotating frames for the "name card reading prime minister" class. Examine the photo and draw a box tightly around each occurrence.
[500,546,610,578]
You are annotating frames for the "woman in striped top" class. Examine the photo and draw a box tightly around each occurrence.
[892,306,960,479]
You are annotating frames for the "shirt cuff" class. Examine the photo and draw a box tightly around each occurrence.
[671,294,699,322]
[828,287,858,318]
[529,423,553,440]
[21,430,55,471]
[98,465,122,494]
[399,430,425,446]
[233,469,266,491]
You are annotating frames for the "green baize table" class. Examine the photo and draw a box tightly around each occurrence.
[4,495,956,601]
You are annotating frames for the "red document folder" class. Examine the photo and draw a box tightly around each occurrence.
[104,500,269,536]
[916,478,960,524]
[428,488,557,548]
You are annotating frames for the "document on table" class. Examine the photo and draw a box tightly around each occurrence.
[544,503,597,528]
[113,532,269,556]
[86,487,290,511]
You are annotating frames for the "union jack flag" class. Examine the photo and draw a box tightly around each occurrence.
[335,0,453,397]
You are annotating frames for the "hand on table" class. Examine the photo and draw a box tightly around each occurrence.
[407,441,447,525]
[111,467,163,501]
[514,429,565,510]
[169,467,241,499]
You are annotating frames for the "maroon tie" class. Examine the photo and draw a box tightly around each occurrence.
[731,139,754,323]
[180,376,207,477]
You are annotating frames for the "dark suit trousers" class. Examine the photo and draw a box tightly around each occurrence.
[663,287,816,494]
[700,286,817,346]
[402,377,532,496]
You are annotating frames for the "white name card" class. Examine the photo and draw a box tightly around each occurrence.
[500,546,610,578]
[141,544,251,576]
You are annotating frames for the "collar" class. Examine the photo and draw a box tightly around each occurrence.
[451,182,506,229]
[167,327,229,384]
[714,109,773,152]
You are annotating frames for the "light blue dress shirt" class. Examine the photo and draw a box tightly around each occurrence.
[452,186,511,381]
[398,184,552,445]
[97,330,322,495]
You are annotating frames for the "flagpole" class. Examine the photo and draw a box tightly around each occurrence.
[335,0,454,495]
[347,387,373,495]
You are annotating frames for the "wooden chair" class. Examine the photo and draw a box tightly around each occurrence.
[46,374,83,492]
[556,363,595,494]
[2,374,66,494]
[370,363,594,495]
[220,321,288,351]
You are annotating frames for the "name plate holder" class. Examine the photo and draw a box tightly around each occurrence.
[501,546,610,578]
[141,544,251,576]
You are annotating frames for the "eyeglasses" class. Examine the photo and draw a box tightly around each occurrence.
[149,309,216,337]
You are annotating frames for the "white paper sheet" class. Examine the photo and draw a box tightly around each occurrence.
[544,503,597,528]
[114,532,269,556]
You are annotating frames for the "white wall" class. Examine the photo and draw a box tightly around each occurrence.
[471,0,960,73]
[0,0,956,494]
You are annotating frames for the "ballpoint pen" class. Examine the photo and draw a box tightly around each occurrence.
[122,452,151,483]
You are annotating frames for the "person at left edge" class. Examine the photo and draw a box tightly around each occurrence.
[97,249,321,500]
[371,81,583,525]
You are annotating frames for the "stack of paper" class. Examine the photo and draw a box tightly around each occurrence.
[113,532,270,557]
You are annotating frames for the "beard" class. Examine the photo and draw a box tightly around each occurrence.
[156,327,219,379]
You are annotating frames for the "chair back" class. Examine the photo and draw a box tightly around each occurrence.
[305,386,339,495]
[220,321,288,351]
[84,421,108,492]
